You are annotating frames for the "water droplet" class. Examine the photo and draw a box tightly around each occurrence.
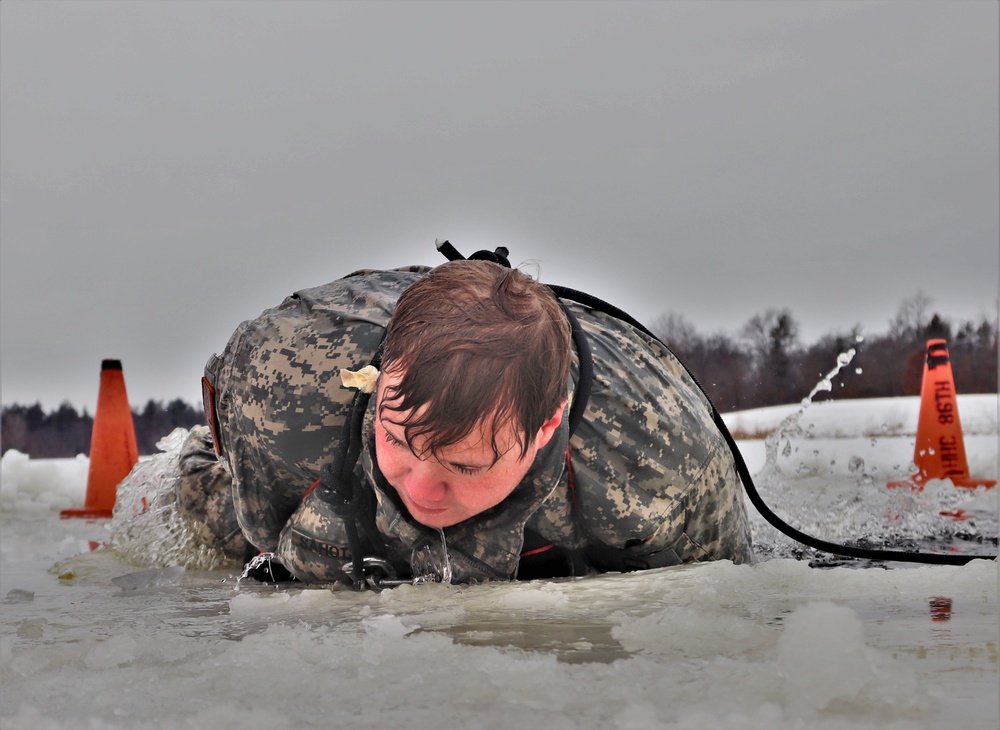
[855,367,863,375]
[436,528,453,585]
[848,456,865,473]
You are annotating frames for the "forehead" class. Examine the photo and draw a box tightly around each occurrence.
[375,368,524,457]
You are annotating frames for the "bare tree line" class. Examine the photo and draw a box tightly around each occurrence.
[2,292,996,458]
[2,399,203,458]
[654,291,997,412]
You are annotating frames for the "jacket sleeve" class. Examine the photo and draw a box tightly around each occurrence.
[176,425,252,561]
[275,489,358,582]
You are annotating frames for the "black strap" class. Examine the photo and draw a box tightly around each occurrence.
[313,337,388,587]
[560,303,593,439]
[436,240,511,268]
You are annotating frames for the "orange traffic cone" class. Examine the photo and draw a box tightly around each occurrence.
[888,340,996,491]
[61,360,139,518]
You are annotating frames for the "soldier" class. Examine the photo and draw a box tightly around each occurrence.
[183,247,754,585]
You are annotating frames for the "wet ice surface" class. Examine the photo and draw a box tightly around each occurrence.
[2,395,998,730]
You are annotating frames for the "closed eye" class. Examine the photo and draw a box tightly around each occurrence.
[381,418,486,476]
[382,428,406,448]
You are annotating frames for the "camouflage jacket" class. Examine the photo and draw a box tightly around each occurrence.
[194,265,753,583]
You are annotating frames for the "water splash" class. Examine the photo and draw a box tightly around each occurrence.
[759,347,857,483]
[408,527,454,584]
[436,528,453,584]
[109,429,237,571]
[749,341,996,561]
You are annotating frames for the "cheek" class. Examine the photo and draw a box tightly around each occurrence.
[485,456,535,503]
[462,468,523,512]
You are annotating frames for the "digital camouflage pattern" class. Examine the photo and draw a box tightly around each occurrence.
[203,266,427,553]
[182,264,753,584]
[176,426,250,561]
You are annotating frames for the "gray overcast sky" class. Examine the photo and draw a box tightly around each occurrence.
[2,0,997,413]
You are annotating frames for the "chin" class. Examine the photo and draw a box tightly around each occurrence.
[412,512,463,529]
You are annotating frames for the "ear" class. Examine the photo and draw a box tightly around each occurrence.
[532,400,567,451]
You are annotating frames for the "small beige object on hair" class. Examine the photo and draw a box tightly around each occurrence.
[340,365,380,393]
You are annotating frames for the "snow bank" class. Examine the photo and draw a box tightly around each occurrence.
[722,394,998,439]
[0,449,89,513]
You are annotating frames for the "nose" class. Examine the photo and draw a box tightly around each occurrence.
[402,459,448,504]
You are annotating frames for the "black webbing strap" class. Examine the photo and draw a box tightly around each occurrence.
[560,303,593,439]
[313,337,388,587]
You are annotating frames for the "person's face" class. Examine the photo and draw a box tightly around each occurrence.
[373,369,563,529]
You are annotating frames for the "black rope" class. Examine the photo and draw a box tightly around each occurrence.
[313,338,388,587]
[560,303,593,439]
[561,290,995,565]
[314,391,371,587]
[712,414,988,566]
[437,242,996,566]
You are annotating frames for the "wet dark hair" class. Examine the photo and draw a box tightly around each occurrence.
[379,260,571,461]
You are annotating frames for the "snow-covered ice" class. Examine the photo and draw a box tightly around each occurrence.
[1,395,997,730]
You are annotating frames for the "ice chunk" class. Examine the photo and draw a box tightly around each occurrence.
[777,601,868,710]
[4,589,35,604]
[229,591,292,616]
[111,566,185,591]
[361,614,418,638]
[84,634,137,669]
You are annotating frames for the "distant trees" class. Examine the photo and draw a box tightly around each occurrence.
[740,308,802,406]
[654,312,752,412]
[2,292,996,458]
[840,293,997,400]
[1,402,93,458]
[651,292,997,412]
[2,399,204,458]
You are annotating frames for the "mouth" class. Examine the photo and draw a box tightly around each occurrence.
[407,500,449,516]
